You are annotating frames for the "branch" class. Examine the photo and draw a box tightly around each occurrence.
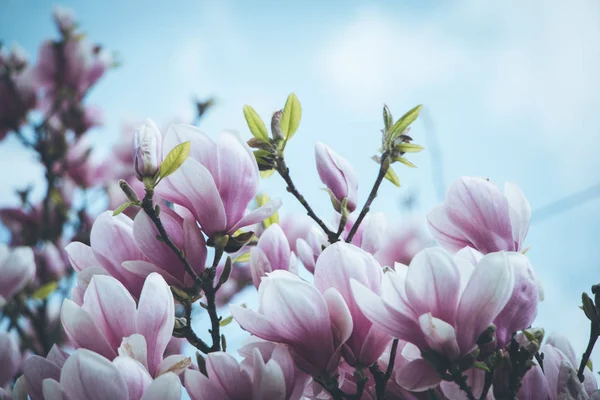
[275,156,338,243]
[369,338,399,400]
[346,152,390,243]
[449,365,476,400]
[578,322,599,382]
[141,189,203,287]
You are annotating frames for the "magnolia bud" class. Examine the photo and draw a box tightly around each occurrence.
[133,118,162,181]
[53,5,76,35]
[271,110,284,140]
[315,142,358,212]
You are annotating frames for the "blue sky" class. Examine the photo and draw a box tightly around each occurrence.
[2,0,600,367]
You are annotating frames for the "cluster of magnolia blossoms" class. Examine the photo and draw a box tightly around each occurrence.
[2,92,599,400]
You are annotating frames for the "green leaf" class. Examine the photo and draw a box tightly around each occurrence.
[113,201,135,216]
[390,104,422,139]
[220,315,233,327]
[383,105,393,132]
[32,281,58,300]
[260,169,275,179]
[588,359,593,371]
[160,141,191,179]
[234,252,251,263]
[394,156,417,168]
[280,93,302,140]
[243,105,269,142]
[472,361,490,372]
[384,168,401,187]
[396,143,424,153]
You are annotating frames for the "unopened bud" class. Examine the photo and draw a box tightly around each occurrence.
[315,142,358,213]
[133,118,162,181]
[271,110,283,140]
[174,317,187,330]
[53,5,76,36]
[118,179,139,203]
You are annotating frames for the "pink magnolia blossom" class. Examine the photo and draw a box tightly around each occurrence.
[22,345,70,400]
[0,332,19,388]
[427,177,530,254]
[352,248,517,391]
[314,242,390,367]
[127,206,207,287]
[133,119,162,180]
[0,47,37,140]
[315,142,358,212]
[231,270,353,376]
[0,244,36,306]
[39,349,181,400]
[60,273,175,377]
[52,5,76,35]
[279,213,327,274]
[156,124,281,238]
[250,223,296,288]
[186,342,309,400]
[346,212,431,268]
[35,36,111,102]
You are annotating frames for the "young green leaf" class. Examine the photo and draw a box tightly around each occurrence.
[160,141,191,179]
[113,201,135,216]
[396,143,425,153]
[384,168,401,187]
[234,252,251,263]
[390,104,422,139]
[280,93,302,140]
[260,169,275,179]
[32,281,58,300]
[394,156,417,168]
[220,315,234,327]
[243,105,269,142]
[383,104,393,132]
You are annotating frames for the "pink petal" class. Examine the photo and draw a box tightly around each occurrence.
[60,350,128,400]
[118,334,149,371]
[156,355,192,376]
[82,275,137,350]
[184,369,227,400]
[323,287,354,346]
[456,252,515,353]
[60,299,116,359]
[504,182,531,250]
[427,205,470,253]
[228,199,282,234]
[122,260,182,286]
[42,379,69,400]
[405,248,461,324]
[206,352,252,398]
[162,124,216,170]
[136,273,175,376]
[395,358,441,391]
[140,372,182,400]
[183,217,207,277]
[158,158,227,236]
[418,313,460,360]
[112,356,152,399]
[215,131,259,228]
[23,355,62,400]
[230,305,280,342]
[65,242,98,272]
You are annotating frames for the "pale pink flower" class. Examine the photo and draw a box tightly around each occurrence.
[0,244,36,306]
[352,248,516,391]
[186,342,309,400]
[231,270,353,376]
[133,119,162,180]
[156,124,281,238]
[315,142,358,212]
[428,177,530,254]
[279,214,327,274]
[38,349,181,400]
[60,273,174,377]
[250,223,296,288]
[0,333,19,388]
[314,242,390,367]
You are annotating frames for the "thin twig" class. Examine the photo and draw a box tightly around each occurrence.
[346,152,390,243]
[276,156,338,243]
[578,322,599,382]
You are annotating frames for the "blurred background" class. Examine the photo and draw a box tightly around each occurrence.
[2,0,600,366]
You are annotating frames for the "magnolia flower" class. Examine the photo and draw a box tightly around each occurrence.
[0,47,37,141]
[314,243,390,367]
[156,124,281,238]
[315,142,358,212]
[231,270,353,376]
[133,119,162,180]
[0,244,36,306]
[60,273,175,377]
[127,206,207,287]
[52,5,76,35]
[428,177,530,254]
[279,214,327,274]
[38,349,181,400]
[185,343,309,400]
[0,333,19,388]
[352,248,517,391]
[22,345,70,400]
[250,223,296,288]
[36,36,111,101]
